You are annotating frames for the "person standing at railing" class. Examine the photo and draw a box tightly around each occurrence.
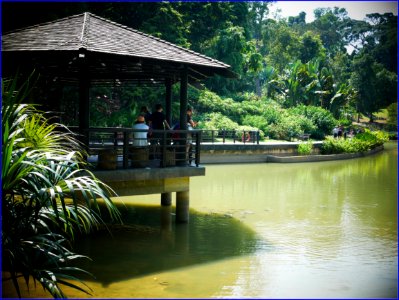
[132,115,149,146]
[140,106,152,126]
[149,104,171,144]
[187,107,197,130]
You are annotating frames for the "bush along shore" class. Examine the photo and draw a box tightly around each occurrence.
[319,129,389,155]
[266,129,390,163]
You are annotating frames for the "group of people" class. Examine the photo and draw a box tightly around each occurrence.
[332,125,355,139]
[132,104,197,148]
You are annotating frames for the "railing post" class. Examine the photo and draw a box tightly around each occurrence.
[257,131,260,144]
[161,130,167,168]
[113,131,118,149]
[222,130,226,143]
[233,130,236,143]
[211,130,215,144]
[195,130,201,167]
[123,130,129,169]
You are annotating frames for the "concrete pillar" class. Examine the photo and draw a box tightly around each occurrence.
[161,192,172,206]
[176,190,189,223]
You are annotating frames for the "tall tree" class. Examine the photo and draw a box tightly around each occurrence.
[311,7,351,56]
[247,1,272,96]
[366,13,397,72]
[350,54,379,122]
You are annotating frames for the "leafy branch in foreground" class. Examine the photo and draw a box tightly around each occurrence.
[2,75,121,298]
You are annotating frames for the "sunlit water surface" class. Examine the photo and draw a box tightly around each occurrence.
[4,143,397,298]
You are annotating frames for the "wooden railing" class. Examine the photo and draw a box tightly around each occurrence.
[68,127,261,170]
[200,129,260,144]
[84,127,201,170]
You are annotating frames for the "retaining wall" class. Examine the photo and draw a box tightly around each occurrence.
[200,142,383,164]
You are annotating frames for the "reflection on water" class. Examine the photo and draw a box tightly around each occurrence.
[73,205,261,287]
[192,142,397,298]
[3,143,397,298]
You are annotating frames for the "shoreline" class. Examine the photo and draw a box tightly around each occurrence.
[200,143,385,164]
[265,145,384,163]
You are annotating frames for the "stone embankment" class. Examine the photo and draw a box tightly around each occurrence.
[200,142,384,164]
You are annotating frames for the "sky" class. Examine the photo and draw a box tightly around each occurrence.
[269,1,398,22]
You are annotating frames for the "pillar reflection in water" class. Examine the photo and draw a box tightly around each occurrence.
[176,190,190,223]
[160,204,174,248]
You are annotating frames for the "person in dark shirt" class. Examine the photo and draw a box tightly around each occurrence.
[149,104,171,145]
[150,104,170,130]
[140,106,152,126]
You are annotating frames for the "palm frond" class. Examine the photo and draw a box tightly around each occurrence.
[2,74,122,298]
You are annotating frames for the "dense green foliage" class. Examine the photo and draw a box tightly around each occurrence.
[2,4,395,297]
[297,140,314,155]
[321,130,389,154]
[2,75,121,298]
[386,102,398,131]
[3,2,396,135]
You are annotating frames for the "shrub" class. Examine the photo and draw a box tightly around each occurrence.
[242,115,269,133]
[321,137,359,154]
[267,114,303,141]
[354,129,389,146]
[387,102,397,129]
[298,140,313,155]
[321,130,389,154]
[289,105,337,139]
[197,112,240,131]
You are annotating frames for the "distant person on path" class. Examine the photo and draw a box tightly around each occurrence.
[242,132,250,143]
[338,125,344,138]
[333,126,339,138]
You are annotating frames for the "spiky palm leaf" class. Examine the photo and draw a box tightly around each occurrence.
[2,74,121,298]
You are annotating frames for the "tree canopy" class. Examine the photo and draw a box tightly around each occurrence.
[3,2,397,132]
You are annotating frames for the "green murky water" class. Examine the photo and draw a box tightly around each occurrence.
[5,143,397,298]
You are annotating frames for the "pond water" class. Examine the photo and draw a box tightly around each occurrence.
[4,143,397,298]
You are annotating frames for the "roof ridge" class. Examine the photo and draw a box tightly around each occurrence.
[80,12,90,48]
[86,12,230,68]
[4,12,86,35]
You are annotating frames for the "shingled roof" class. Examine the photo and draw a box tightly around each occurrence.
[2,12,236,84]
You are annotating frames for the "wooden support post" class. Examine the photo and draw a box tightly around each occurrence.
[179,67,188,131]
[165,79,172,127]
[177,67,188,166]
[123,131,129,169]
[78,49,90,148]
[161,192,172,206]
[176,190,189,223]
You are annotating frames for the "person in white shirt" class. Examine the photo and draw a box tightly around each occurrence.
[132,115,149,146]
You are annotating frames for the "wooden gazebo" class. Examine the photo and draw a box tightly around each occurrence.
[2,12,236,145]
